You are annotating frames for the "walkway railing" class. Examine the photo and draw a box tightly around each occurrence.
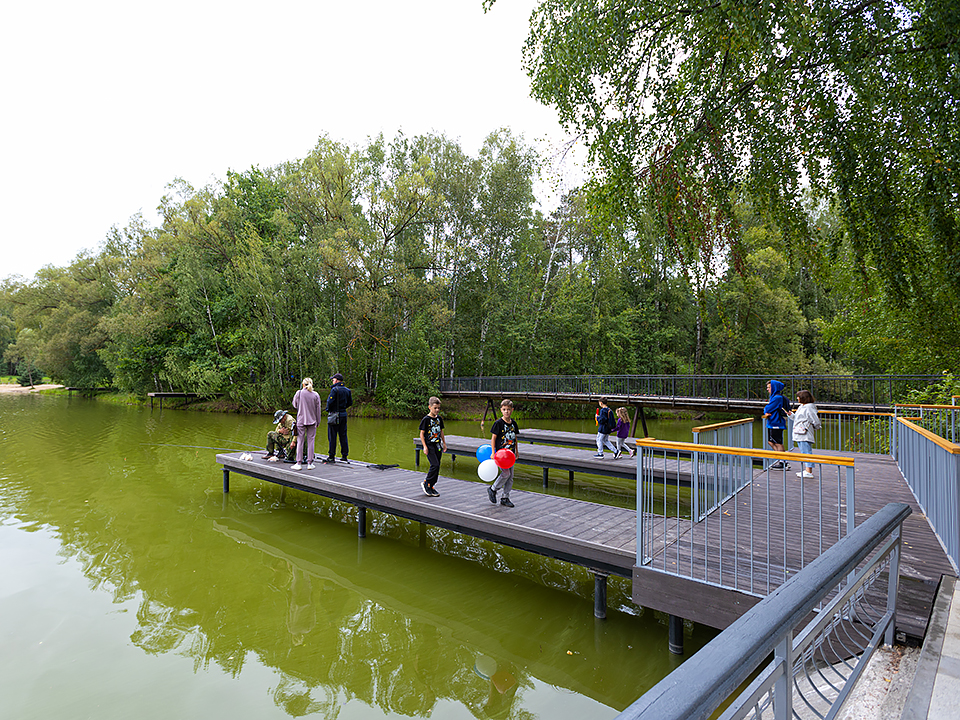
[439,375,941,408]
[617,502,910,720]
[692,419,754,522]
[896,404,959,444]
[895,417,960,573]
[637,439,856,597]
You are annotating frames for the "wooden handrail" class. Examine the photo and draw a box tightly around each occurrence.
[634,438,856,466]
[896,403,960,410]
[897,417,960,454]
[692,417,753,433]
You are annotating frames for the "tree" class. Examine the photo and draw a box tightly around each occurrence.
[495,0,960,302]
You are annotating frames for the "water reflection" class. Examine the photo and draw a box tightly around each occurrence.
[0,395,713,719]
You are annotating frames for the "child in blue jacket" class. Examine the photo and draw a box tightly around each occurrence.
[762,379,792,469]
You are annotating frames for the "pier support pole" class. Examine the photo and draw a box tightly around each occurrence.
[222,468,230,493]
[358,507,367,538]
[568,470,575,492]
[594,573,608,619]
[542,467,549,488]
[668,615,684,655]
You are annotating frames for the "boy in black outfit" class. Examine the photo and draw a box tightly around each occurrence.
[418,397,446,497]
[488,399,519,508]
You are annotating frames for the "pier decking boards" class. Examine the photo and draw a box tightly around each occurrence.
[216,442,955,641]
[415,433,691,487]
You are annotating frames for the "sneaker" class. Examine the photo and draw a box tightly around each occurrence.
[427,485,440,497]
[422,480,431,496]
[487,486,497,504]
[593,453,604,459]
[323,457,336,464]
[261,453,273,460]
[613,450,622,459]
[500,497,515,508]
[339,458,350,464]
[769,460,784,470]
[291,463,302,470]
[306,463,316,470]
[797,471,814,479]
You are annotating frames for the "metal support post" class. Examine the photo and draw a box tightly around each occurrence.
[415,447,420,467]
[668,614,684,655]
[542,467,549,488]
[773,632,794,719]
[358,507,366,538]
[594,573,607,619]
[222,468,229,493]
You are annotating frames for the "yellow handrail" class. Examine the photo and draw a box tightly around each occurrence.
[819,410,895,417]
[896,417,960,454]
[692,417,753,433]
[634,438,856,466]
[896,403,960,411]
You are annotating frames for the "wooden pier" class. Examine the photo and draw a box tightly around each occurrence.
[216,447,955,642]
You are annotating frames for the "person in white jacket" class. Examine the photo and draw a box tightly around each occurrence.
[792,390,821,478]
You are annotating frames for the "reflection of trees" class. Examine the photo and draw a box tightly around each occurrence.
[2,401,706,719]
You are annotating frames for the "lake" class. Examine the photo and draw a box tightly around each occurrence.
[0,394,717,719]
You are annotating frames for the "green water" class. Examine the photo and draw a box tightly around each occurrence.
[0,395,716,719]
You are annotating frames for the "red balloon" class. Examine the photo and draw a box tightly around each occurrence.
[494,449,516,469]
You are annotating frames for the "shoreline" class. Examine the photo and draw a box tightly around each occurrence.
[0,383,63,395]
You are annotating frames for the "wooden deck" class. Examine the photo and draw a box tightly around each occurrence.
[217,452,638,578]
[216,448,955,641]
[633,452,956,639]
[416,433,692,487]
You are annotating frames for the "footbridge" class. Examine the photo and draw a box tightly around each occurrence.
[439,374,943,414]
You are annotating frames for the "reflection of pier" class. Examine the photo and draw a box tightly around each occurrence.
[212,513,666,711]
[217,451,640,620]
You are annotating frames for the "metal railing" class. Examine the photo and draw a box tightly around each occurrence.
[895,417,960,573]
[637,439,856,597]
[617,502,910,720]
[692,419,754,522]
[896,404,959,444]
[439,375,942,408]
[810,411,895,456]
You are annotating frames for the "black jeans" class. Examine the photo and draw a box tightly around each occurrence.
[327,416,348,459]
[425,444,442,487]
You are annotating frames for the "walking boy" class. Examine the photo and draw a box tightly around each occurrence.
[594,398,618,458]
[488,399,519,508]
[419,396,446,497]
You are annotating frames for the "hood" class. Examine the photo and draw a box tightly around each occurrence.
[769,380,785,396]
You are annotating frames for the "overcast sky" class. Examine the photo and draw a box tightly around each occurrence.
[1,0,584,281]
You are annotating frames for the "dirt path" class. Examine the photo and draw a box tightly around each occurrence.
[0,383,63,394]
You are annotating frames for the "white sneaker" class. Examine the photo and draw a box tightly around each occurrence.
[797,471,814,479]
[291,463,302,470]
[306,463,316,470]
[593,453,604,458]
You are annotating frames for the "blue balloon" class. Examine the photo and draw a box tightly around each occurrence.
[476,444,493,463]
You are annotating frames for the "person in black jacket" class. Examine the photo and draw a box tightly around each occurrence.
[325,373,353,463]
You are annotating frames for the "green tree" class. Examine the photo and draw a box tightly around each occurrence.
[498,0,960,302]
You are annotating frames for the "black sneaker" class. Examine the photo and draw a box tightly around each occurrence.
[340,458,350,464]
[769,460,784,470]
[322,457,336,464]
[427,485,440,497]
[422,480,431,496]
[487,486,497,504]
[500,497,515,508]
[613,450,622,459]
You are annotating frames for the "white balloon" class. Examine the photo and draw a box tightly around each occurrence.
[478,458,499,482]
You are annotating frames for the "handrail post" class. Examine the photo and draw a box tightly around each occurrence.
[773,632,794,720]
[885,524,902,646]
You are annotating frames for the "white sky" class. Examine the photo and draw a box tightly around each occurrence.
[0,0,585,281]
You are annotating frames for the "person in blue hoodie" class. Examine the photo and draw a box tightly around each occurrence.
[762,379,792,469]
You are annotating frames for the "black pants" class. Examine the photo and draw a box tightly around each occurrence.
[327,416,348,459]
[425,444,442,487]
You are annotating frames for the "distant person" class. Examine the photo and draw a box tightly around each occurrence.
[762,379,792,469]
[418,396,446,497]
[792,390,821,479]
[325,373,353,463]
[613,407,634,459]
[263,409,295,462]
[488,399,519,508]
[594,398,618,458]
[292,377,321,470]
